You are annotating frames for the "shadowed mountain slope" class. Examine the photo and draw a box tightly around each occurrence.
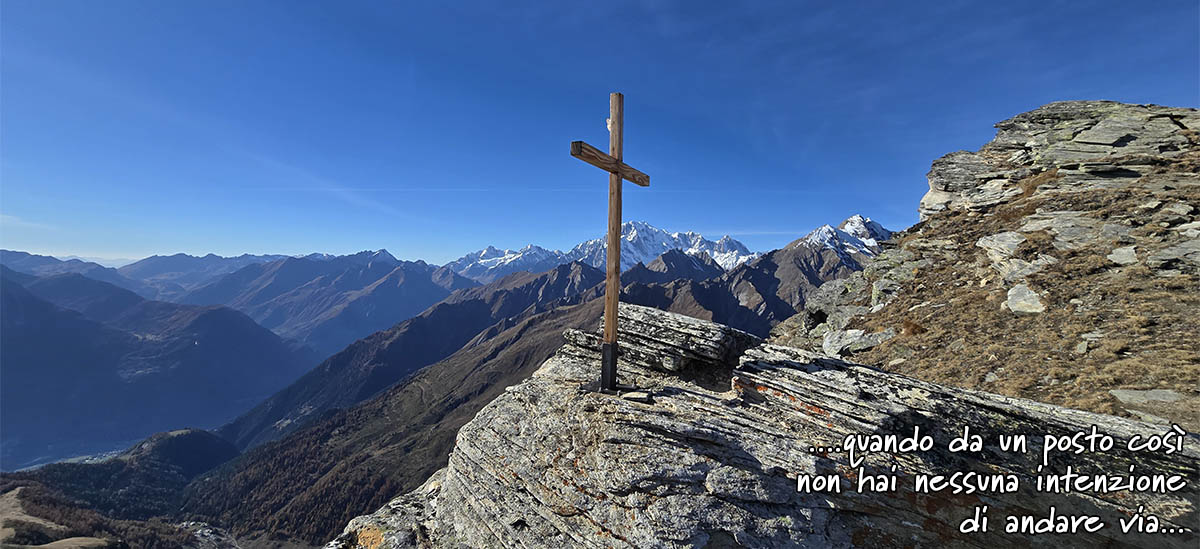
[620,248,725,285]
[182,251,477,357]
[0,269,313,469]
[181,300,605,545]
[618,215,891,337]
[4,429,238,521]
[117,252,288,300]
[1,250,157,298]
[215,261,604,449]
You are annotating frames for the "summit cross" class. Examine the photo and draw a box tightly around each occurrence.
[570,92,650,393]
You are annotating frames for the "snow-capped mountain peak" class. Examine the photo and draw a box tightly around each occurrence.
[445,222,760,283]
[566,221,759,272]
[838,214,891,247]
[794,215,892,261]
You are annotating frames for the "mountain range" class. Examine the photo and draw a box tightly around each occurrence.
[117,253,291,300]
[618,214,891,336]
[175,215,890,545]
[3,225,753,362]
[444,221,759,283]
[0,215,889,545]
[0,267,315,469]
[179,251,477,357]
[0,249,159,299]
[1,250,291,302]
[215,261,605,449]
[4,100,1195,549]
[214,216,885,450]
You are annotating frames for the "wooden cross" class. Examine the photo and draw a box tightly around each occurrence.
[571,92,649,393]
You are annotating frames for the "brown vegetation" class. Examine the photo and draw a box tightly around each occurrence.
[843,179,1200,428]
[179,300,604,545]
[0,480,192,548]
[1019,168,1059,197]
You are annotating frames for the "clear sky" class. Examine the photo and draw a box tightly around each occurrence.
[2,1,1197,264]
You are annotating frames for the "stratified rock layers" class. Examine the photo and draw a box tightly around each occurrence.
[918,101,1198,219]
[329,305,1197,549]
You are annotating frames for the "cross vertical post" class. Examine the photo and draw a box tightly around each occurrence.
[601,92,623,391]
[570,92,650,394]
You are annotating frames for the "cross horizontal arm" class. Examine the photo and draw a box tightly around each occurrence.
[570,141,650,187]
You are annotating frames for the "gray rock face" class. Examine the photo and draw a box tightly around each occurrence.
[1106,245,1138,265]
[821,327,895,356]
[1109,389,1184,405]
[328,305,1198,549]
[769,244,927,354]
[1145,238,1200,273]
[976,231,1058,281]
[1005,284,1045,314]
[919,101,1199,219]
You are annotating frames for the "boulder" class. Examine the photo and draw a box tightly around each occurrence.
[1106,246,1138,265]
[976,231,1058,281]
[1005,284,1045,314]
[821,327,896,356]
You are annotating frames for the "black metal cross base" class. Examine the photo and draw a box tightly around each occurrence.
[580,342,639,394]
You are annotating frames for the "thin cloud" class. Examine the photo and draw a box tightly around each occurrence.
[0,214,56,231]
[9,50,414,219]
[242,154,410,218]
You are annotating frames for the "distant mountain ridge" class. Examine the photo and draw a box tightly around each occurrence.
[620,248,726,286]
[180,216,891,544]
[118,252,289,300]
[0,267,313,470]
[445,221,759,283]
[206,217,886,451]
[619,214,892,336]
[216,261,604,449]
[1,249,157,298]
[181,250,477,357]
[1,250,292,301]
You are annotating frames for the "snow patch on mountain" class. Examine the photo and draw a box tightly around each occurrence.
[838,214,891,248]
[446,221,760,283]
[792,215,892,262]
[564,221,759,271]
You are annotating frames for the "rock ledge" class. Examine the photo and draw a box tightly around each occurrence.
[329,305,1197,549]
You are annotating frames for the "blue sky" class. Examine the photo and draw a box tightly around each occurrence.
[2,1,1197,264]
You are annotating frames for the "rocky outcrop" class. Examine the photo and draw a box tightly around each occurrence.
[328,305,1198,549]
[773,101,1199,427]
[918,101,1198,219]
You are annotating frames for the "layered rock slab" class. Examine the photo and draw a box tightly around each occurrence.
[329,305,1197,549]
